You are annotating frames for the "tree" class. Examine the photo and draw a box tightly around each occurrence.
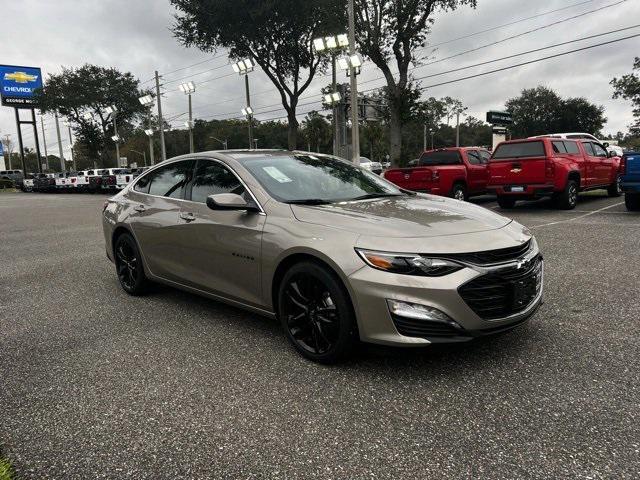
[301,111,332,152]
[354,0,476,166]
[611,57,640,135]
[35,64,149,167]
[1,135,14,170]
[505,86,606,138]
[170,0,344,150]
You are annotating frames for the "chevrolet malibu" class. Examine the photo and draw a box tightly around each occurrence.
[102,151,543,363]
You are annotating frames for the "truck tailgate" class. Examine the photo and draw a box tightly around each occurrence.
[384,167,434,191]
[489,157,547,186]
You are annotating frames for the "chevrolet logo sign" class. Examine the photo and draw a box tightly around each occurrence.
[4,71,38,83]
[510,167,522,174]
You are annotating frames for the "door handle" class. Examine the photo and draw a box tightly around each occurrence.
[179,212,196,222]
[134,205,146,212]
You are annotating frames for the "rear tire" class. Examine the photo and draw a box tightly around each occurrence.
[277,261,357,364]
[114,233,149,296]
[555,180,578,210]
[497,196,516,209]
[625,193,640,211]
[451,183,467,201]
[608,175,622,197]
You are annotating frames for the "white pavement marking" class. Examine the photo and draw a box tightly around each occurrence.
[531,202,625,228]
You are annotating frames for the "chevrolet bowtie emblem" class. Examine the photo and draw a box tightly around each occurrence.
[510,168,522,173]
[4,71,38,83]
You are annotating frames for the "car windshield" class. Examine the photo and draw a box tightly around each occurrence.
[240,153,403,203]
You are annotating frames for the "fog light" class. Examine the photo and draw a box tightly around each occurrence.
[387,300,453,323]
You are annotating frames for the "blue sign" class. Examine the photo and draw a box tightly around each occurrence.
[0,142,3,156]
[0,64,43,108]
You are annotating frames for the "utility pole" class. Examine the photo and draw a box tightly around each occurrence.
[2,135,12,170]
[245,74,253,149]
[66,124,76,170]
[423,124,427,151]
[40,116,49,170]
[348,0,360,164]
[332,54,339,157]
[148,109,155,165]
[188,93,194,153]
[456,112,460,147]
[155,71,167,162]
[114,113,120,166]
[431,130,435,150]
[54,113,65,172]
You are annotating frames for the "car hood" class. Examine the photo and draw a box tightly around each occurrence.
[291,194,512,239]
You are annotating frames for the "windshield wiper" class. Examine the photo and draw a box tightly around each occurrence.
[285,199,333,205]
[351,192,403,201]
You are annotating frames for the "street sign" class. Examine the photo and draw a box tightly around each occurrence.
[0,64,43,108]
[119,157,128,167]
[0,142,4,156]
[486,110,513,126]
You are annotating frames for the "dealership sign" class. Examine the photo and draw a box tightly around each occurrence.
[486,110,513,126]
[0,65,43,108]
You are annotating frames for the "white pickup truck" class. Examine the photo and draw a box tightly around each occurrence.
[70,171,90,191]
[22,174,36,192]
[101,168,133,191]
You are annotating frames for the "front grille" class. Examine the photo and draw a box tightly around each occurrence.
[392,315,464,338]
[459,255,543,320]
[446,240,532,266]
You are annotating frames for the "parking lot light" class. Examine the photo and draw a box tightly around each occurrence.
[313,38,326,52]
[241,106,254,116]
[138,94,154,106]
[179,82,196,153]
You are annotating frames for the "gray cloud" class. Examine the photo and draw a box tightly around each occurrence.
[1,0,639,156]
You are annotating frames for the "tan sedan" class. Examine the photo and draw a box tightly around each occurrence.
[102,151,543,363]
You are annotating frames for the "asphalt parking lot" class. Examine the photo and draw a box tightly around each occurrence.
[1,191,639,479]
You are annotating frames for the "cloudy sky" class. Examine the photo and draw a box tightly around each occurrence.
[1,0,638,155]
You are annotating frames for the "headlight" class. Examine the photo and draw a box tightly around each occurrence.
[356,249,463,277]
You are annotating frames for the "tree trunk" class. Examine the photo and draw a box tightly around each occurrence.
[389,103,402,167]
[287,113,299,150]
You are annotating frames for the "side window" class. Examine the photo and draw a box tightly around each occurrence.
[552,141,567,154]
[466,150,481,165]
[134,173,151,193]
[564,141,580,154]
[146,161,194,198]
[479,151,491,163]
[190,160,246,204]
[592,143,608,157]
[582,142,595,156]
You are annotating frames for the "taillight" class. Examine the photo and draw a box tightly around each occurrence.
[432,171,440,181]
[126,176,130,182]
[545,160,555,179]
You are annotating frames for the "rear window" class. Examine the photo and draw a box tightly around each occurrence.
[419,150,462,166]
[492,141,545,159]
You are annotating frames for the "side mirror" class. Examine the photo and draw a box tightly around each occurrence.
[206,193,258,212]
[609,150,617,158]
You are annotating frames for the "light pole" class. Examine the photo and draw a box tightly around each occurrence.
[40,116,49,170]
[129,149,147,167]
[179,82,196,153]
[232,59,255,149]
[105,105,120,166]
[313,34,349,157]
[210,136,228,150]
[63,120,76,170]
[54,113,65,172]
[347,0,361,165]
[154,71,167,162]
[139,94,156,165]
[431,130,435,150]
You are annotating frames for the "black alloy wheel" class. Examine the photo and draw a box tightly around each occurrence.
[114,234,148,295]
[278,262,356,363]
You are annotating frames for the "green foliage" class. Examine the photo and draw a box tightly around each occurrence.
[611,57,640,135]
[301,111,333,153]
[0,453,13,480]
[505,86,606,138]
[0,178,16,189]
[170,0,344,148]
[34,64,150,167]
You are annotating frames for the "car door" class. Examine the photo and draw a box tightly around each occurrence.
[580,141,600,187]
[464,150,487,193]
[591,142,613,185]
[127,159,195,283]
[175,159,266,307]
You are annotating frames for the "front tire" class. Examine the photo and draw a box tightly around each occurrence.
[625,193,640,211]
[277,261,357,364]
[114,233,149,295]
[497,196,516,209]
[608,175,622,197]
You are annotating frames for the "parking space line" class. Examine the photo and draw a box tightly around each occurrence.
[531,202,625,228]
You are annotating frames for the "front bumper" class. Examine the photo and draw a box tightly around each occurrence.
[348,249,543,346]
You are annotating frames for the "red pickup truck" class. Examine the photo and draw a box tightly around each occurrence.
[488,138,622,209]
[383,147,491,200]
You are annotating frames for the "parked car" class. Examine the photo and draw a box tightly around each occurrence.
[71,171,90,192]
[359,157,383,175]
[101,168,133,191]
[533,133,624,157]
[621,151,640,211]
[383,147,491,201]
[22,173,36,192]
[488,138,621,210]
[53,172,71,191]
[86,169,107,193]
[103,150,543,363]
[0,169,24,188]
[34,173,56,193]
